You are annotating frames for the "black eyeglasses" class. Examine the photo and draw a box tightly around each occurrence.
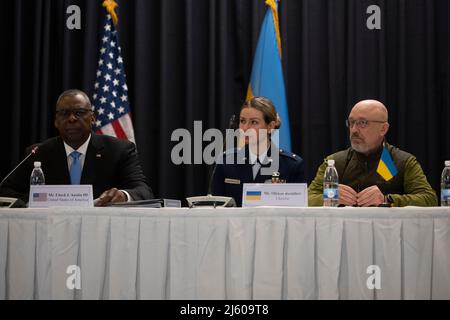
[56,108,92,119]
[345,119,385,129]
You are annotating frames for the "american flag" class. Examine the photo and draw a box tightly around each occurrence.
[33,193,47,202]
[92,13,135,144]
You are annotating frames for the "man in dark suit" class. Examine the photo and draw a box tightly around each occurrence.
[0,89,153,205]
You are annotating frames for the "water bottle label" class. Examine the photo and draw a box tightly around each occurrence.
[324,188,339,200]
[442,189,450,201]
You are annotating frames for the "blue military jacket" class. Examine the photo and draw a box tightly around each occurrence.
[211,145,305,206]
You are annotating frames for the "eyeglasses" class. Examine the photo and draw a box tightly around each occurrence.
[345,119,385,129]
[56,108,92,119]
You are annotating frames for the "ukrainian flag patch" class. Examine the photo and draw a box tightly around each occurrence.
[377,147,398,181]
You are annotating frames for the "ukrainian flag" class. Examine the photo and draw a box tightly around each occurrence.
[246,0,291,151]
[246,191,262,201]
[377,147,398,181]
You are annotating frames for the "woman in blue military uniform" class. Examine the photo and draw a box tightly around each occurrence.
[212,96,305,206]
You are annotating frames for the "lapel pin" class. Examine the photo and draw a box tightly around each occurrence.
[96,154,102,158]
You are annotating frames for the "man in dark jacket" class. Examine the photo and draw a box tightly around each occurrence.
[0,89,153,206]
[308,99,437,207]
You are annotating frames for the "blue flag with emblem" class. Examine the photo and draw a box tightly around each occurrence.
[246,0,291,151]
[377,146,398,181]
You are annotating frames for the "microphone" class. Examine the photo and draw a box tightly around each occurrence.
[207,161,218,196]
[228,114,237,129]
[0,146,39,189]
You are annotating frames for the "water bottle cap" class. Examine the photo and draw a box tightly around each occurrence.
[327,159,335,166]
[34,161,41,167]
[445,160,450,167]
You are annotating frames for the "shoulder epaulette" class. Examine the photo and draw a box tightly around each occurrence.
[279,148,301,161]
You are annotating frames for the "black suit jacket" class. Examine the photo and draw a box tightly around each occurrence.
[0,133,153,202]
[212,145,305,206]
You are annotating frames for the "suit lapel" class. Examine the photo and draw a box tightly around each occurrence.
[51,137,71,184]
[81,134,103,185]
[254,145,278,182]
[238,146,254,182]
[240,164,254,183]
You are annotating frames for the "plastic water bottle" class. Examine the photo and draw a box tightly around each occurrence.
[441,160,450,207]
[30,161,45,185]
[323,159,339,207]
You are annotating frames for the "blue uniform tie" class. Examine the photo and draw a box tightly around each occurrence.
[70,151,82,185]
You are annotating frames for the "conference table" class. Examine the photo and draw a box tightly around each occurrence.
[0,206,449,300]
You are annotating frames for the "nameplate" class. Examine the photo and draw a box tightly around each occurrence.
[242,183,308,207]
[29,185,94,208]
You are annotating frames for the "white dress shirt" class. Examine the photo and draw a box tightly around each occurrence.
[62,134,132,202]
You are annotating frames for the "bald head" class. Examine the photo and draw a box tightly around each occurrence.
[348,99,390,155]
[351,100,388,122]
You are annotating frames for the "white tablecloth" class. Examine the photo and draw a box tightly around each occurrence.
[0,206,449,300]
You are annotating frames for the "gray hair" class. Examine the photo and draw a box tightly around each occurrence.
[56,89,92,108]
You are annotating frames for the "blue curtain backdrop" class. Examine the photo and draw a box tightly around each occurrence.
[1,0,449,201]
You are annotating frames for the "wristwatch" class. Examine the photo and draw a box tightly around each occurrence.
[385,194,394,207]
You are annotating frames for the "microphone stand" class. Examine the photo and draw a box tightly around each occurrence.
[186,115,237,208]
[0,146,38,208]
[207,114,237,197]
[0,146,39,188]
